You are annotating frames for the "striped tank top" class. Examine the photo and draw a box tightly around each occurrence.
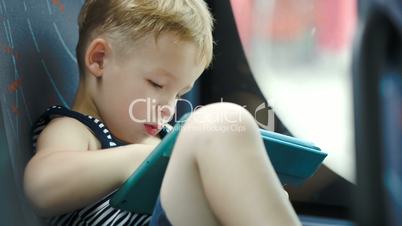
[31,105,170,226]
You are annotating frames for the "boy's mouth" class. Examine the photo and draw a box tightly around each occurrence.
[144,123,161,136]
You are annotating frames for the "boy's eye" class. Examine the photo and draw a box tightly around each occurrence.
[148,80,163,89]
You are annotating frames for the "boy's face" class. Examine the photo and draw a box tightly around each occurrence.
[91,33,205,144]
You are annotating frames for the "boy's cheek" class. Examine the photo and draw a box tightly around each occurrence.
[128,100,148,123]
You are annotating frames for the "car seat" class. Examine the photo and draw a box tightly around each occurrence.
[0,1,83,225]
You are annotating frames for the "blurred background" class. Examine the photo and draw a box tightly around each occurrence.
[0,0,401,225]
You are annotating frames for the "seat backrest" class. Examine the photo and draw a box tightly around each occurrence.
[0,1,83,225]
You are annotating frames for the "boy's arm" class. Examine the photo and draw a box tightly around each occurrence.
[23,117,158,217]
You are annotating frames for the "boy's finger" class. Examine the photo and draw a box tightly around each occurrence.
[284,190,289,199]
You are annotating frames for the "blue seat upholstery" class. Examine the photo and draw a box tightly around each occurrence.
[0,1,84,225]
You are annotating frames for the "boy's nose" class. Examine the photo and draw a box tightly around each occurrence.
[157,102,175,123]
[160,107,171,120]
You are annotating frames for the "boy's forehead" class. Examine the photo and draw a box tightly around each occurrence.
[140,33,204,67]
[109,32,206,79]
[134,33,201,60]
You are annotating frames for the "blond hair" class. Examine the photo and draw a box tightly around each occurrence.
[76,0,214,75]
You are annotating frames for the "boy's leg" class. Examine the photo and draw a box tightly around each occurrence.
[159,103,301,226]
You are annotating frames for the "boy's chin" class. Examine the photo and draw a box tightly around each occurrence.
[141,135,162,145]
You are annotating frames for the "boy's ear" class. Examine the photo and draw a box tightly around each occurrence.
[85,38,110,78]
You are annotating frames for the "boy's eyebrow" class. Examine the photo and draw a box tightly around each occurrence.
[156,68,175,79]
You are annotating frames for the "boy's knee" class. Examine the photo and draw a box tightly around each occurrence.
[191,102,256,128]
[180,102,258,142]
[174,103,263,163]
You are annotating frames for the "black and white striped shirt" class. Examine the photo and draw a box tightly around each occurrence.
[31,105,169,226]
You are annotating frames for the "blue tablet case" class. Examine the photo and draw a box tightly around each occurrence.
[259,129,327,185]
[110,113,327,214]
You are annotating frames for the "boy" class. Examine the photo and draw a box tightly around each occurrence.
[23,0,301,225]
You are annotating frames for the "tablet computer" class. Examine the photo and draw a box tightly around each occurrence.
[110,113,327,214]
[259,129,327,185]
[110,113,191,214]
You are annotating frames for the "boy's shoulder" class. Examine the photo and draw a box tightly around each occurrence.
[35,116,100,155]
